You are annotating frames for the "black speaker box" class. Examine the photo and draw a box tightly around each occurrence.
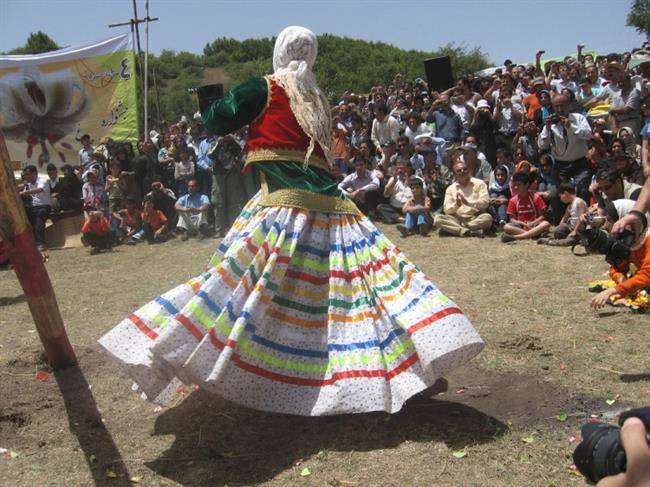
[423,56,454,92]
[197,84,225,114]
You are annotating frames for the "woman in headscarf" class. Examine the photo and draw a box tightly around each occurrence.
[617,126,642,163]
[99,26,483,416]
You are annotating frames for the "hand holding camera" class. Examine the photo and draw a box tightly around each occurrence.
[574,407,650,485]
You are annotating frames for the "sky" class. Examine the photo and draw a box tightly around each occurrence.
[0,0,646,66]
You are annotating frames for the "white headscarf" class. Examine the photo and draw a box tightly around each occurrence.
[272,26,334,169]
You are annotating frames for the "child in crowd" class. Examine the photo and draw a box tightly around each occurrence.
[541,183,587,246]
[502,172,551,243]
[114,196,144,245]
[397,176,432,237]
[174,147,195,196]
[81,210,114,254]
[141,197,170,244]
[511,160,538,192]
[488,164,511,228]
[82,170,107,214]
[105,161,124,211]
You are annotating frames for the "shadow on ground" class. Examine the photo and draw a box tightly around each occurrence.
[147,384,506,485]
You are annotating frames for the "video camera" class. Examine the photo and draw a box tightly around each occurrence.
[574,407,650,483]
[577,215,637,270]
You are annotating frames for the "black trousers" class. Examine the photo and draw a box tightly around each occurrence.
[26,205,51,245]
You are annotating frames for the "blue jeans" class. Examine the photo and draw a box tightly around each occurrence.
[405,212,428,229]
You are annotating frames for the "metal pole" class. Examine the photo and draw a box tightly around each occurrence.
[132,0,142,55]
[153,68,162,130]
[144,0,149,138]
[0,131,77,369]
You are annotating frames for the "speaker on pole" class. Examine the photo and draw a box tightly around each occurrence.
[423,56,454,92]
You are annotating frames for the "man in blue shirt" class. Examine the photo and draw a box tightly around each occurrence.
[174,179,211,240]
[425,95,463,143]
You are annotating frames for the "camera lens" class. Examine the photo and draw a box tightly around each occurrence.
[573,423,626,483]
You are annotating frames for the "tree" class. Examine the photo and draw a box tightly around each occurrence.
[627,0,650,40]
[8,31,60,55]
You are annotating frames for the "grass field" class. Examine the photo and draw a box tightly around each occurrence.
[0,224,647,486]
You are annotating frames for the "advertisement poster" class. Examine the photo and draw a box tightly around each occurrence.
[0,34,138,169]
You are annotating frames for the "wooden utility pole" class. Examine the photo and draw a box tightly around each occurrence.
[108,1,158,138]
[0,131,77,369]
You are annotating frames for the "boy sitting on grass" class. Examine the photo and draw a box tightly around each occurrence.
[502,172,551,243]
[540,183,588,246]
[142,197,170,244]
[81,210,114,254]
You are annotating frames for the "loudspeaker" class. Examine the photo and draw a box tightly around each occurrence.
[196,84,224,114]
[423,56,454,92]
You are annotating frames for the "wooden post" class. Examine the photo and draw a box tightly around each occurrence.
[0,131,77,369]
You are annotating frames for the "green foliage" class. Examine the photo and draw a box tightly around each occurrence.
[8,31,60,54]
[627,0,650,39]
[150,34,489,124]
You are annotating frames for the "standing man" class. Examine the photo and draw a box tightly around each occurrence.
[78,134,94,170]
[371,102,400,154]
[175,179,211,240]
[19,165,52,251]
[537,94,593,202]
[209,134,246,238]
[426,94,463,144]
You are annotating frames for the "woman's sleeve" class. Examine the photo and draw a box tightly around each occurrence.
[201,76,268,135]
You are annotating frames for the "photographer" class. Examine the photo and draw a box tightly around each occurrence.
[537,94,593,202]
[590,211,649,309]
[612,176,650,237]
[595,417,650,487]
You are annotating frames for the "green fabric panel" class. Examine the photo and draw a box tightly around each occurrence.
[201,76,268,135]
[258,162,344,197]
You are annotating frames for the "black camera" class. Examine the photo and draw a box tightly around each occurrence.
[579,225,636,269]
[548,114,561,124]
[573,407,650,483]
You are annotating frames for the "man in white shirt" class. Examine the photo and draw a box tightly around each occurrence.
[371,102,400,154]
[338,157,381,215]
[537,94,593,201]
[20,165,52,251]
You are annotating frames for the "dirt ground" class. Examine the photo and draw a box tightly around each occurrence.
[1,224,648,487]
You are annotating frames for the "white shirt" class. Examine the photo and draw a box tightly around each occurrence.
[550,78,578,95]
[371,116,400,148]
[537,113,592,162]
[384,176,413,208]
[27,176,52,207]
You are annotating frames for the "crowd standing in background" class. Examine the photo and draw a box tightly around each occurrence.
[17,43,650,302]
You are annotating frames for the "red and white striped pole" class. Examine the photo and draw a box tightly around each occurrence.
[0,130,77,369]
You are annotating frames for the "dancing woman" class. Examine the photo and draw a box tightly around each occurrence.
[100,26,483,415]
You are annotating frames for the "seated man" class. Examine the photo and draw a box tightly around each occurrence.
[434,160,493,237]
[338,156,381,216]
[174,179,211,240]
[501,172,551,242]
[146,176,178,230]
[142,197,170,244]
[377,159,412,223]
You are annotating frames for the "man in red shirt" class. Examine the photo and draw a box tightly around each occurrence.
[502,172,551,242]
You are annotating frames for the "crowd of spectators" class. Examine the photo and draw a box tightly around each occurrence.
[15,43,650,300]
